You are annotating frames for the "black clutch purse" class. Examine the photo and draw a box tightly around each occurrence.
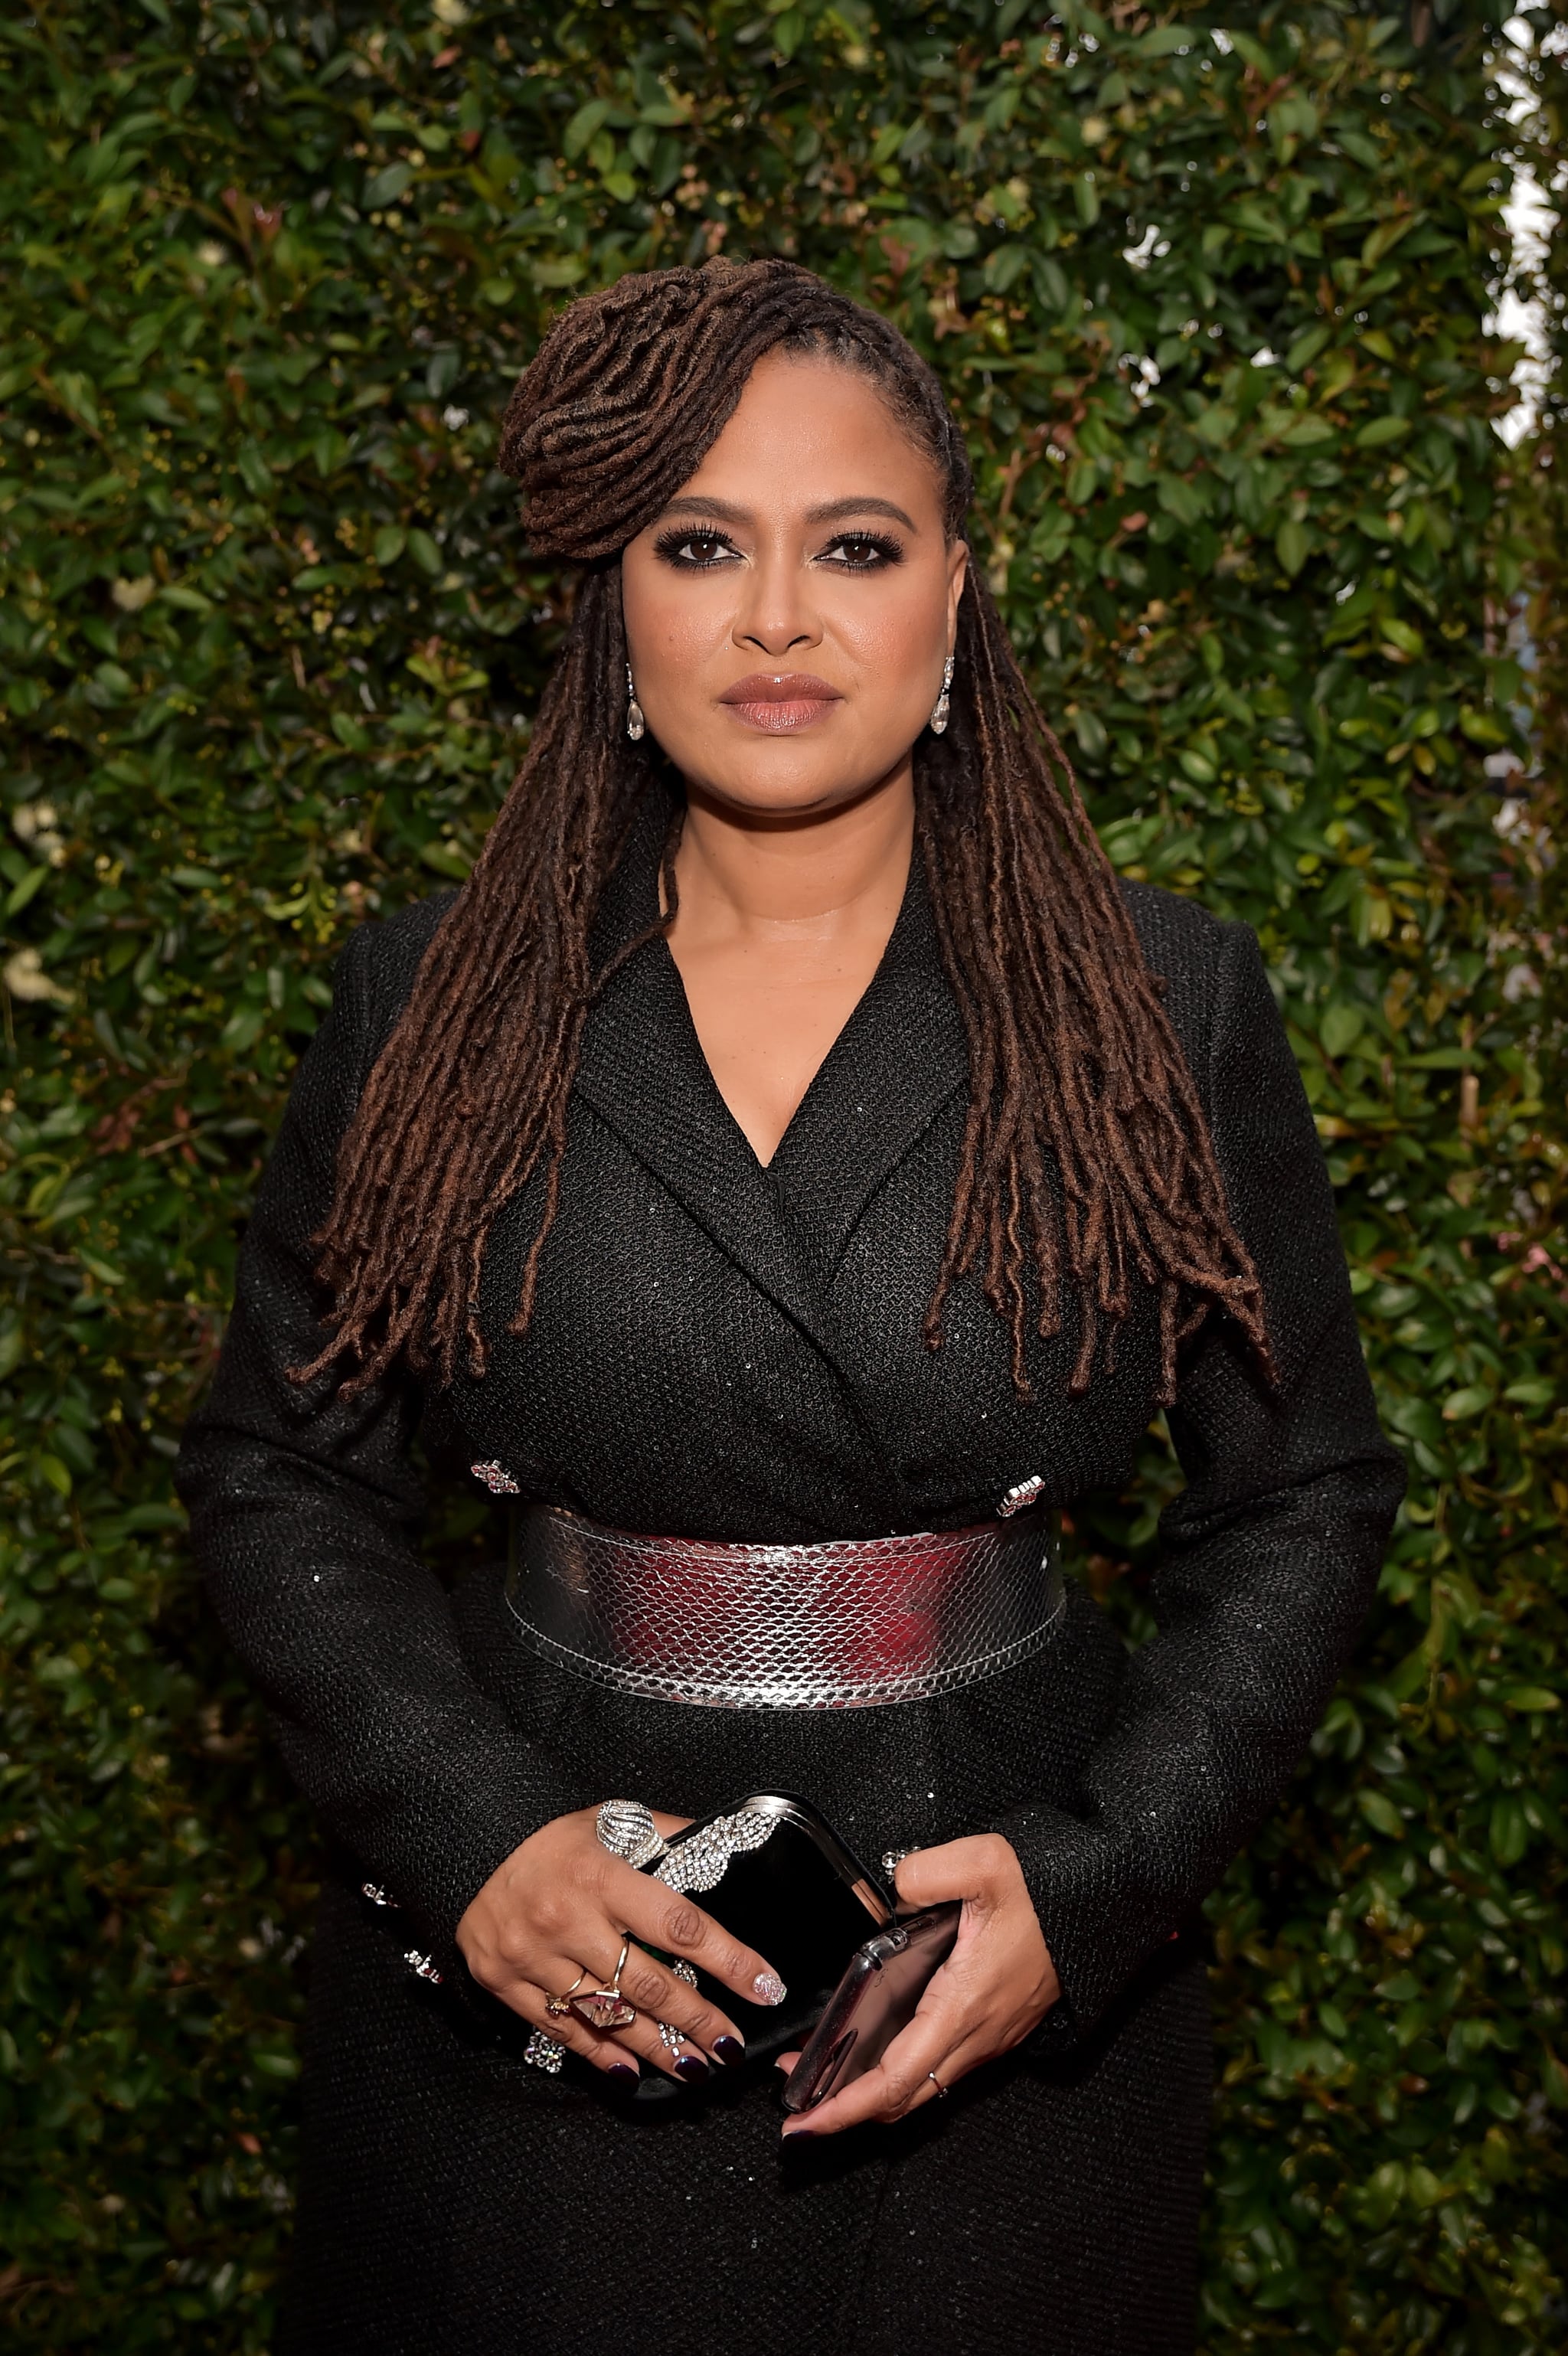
[635,1792,896,2061]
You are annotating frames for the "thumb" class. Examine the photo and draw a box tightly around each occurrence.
[893,1833,1006,1911]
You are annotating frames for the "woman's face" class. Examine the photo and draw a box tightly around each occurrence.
[620,352,967,819]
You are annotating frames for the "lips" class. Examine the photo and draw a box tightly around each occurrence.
[717,672,844,734]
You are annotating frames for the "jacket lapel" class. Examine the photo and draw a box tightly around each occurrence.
[766,864,969,1284]
[572,794,969,1386]
[573,791,843,1368]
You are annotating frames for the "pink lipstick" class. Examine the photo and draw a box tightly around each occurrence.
[717,672,844,734]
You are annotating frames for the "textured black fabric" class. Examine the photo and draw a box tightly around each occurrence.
[177,786,1403,2354]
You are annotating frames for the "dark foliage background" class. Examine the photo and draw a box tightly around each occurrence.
[2,1,1565,2346]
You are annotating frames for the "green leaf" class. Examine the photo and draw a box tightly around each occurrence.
[420,841,473,881]
[1380,616,1426,658]
[1359,1789,1406,1838]
[364,163,414,209]
[249,2050,301,2080]
[1135,25,1191,55]
[1441,1386,1494,1421]
[564,98,612,159]
[407,529,443,576]
[374,525,407,567]
[1361,214,1418,268]
[1321,1002,1367,1059]
[37,1453,74,1498]
[4,864,50,918]
[1276,517,1312,576]
[1286,327,1332,377]
[1356,415,1413,449]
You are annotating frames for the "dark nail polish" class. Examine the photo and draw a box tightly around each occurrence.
[606,2063,639,2087]
[713,2035,746,2067]
[675,2054,710,2084]
[781,2127,819,2143]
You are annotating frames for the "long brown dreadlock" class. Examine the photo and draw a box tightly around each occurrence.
[299,259,1270,1406]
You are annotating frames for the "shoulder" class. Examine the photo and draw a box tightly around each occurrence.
[1117,879,1272,1098]
[1118,876,1247,977]
[335,890,456,1036]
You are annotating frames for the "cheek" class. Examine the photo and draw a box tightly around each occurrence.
[835,577,948,673]
[621,566,730,687]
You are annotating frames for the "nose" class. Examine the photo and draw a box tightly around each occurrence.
[731,541,822,659]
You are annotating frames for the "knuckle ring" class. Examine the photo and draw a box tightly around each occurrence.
[927,2070,947,2099]
[545,1965,590,2019]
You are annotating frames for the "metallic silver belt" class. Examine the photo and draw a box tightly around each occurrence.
[503,1501,1063,1710]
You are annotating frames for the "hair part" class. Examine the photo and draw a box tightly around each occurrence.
[299,260,1269,1408]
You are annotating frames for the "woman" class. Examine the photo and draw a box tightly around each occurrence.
[178,260,1402,2356]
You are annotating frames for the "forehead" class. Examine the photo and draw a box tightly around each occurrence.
[677,350,946,519]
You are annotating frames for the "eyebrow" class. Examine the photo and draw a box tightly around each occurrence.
[657,493,920,531]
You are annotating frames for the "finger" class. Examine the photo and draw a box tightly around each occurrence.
[782,1998,967,2138]
[893,1832,1012,1911]
[504,1980,643,2084]
[612,2011,716,2084]
[606,1867,786,2016]
[534,1934,743,2077]
[615,1942,747,2065]
[507,1959,714,2089]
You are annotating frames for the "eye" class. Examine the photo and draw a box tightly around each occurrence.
[652,528,740,570]
[818,531,905,571]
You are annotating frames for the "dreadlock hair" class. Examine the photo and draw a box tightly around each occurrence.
[299,257,1270,1407]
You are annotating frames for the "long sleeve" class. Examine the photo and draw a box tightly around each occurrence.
[175,912,574,1969]
[1001,920,1404,2035]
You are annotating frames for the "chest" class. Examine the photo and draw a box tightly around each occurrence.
[451,1083,1164,1544]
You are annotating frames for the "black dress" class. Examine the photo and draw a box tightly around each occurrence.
[176,789,1403,2356]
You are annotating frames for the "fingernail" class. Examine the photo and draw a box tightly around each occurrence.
[713,2035,746,2067]
[780,2126,818,2142]
[675,2054,710,2084]
[606,2063,639,2087]
[753,1971,786,2006]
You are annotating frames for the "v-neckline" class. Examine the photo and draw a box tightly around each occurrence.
[654,853,923,1178]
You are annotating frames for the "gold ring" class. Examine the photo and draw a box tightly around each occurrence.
[545,1966,590,2019]
[571,1935,637,2031]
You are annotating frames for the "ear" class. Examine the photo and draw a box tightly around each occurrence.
[945,538,969,650]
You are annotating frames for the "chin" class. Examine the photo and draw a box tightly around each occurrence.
[681,749,908,821]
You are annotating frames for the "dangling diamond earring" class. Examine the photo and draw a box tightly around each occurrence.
[929,654,955,736]
[625,664,645,743]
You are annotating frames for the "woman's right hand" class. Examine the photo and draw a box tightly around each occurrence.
[456,1804,786,2086]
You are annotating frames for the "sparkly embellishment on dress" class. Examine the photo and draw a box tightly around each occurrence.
[998,1473,1045,1518]
[361,1881,398,1907]
[403,1949,443,1983]
[524,2028,566,2073]
[471,1461,521,1495]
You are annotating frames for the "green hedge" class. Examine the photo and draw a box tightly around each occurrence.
[2,2,1565,2346]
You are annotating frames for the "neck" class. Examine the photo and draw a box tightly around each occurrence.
[668,759,915,945]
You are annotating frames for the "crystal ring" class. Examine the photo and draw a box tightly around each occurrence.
[570,1936,637,2032]
[596,1799,667,1871]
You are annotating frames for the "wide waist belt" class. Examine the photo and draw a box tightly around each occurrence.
[504,1502,1064,1710]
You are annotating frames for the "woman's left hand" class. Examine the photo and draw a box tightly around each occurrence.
[777,1832,1060,2137]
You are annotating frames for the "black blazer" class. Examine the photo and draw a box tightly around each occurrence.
[177,791,1403,2037]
